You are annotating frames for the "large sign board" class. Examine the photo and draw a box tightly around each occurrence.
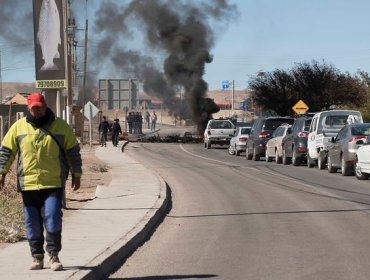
[33,0,66,89]
[98,79,139,110]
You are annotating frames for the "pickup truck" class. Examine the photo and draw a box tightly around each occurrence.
[307,110,363,169]
[203,119,236,149]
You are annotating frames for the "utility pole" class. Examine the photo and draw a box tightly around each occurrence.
[231,80,235,110]
[81,18,88,145]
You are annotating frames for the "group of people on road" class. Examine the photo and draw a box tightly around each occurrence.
[127,112,143,134]
[127,111,157,134]
[98,111,158,146]
[98,116,122,147]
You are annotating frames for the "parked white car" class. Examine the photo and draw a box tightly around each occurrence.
[265,124,292,164]
[203,119,236,149]
[355,138,370,180]
[228,126,251,156]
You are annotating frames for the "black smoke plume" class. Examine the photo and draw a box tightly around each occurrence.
[90,0,238,131]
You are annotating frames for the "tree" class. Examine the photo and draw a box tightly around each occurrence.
[291,61,338,111]
[249,60,367,115]
[355,70,370,121]
[249,69,295,116]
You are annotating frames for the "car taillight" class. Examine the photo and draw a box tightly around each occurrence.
[239,137,247,142]
[297,131,308,138]
[258,131,270,139]
[349,136,366,143]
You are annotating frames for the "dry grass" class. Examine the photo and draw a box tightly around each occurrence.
[0,167,25,243]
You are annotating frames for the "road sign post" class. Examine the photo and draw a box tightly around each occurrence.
[81,101,99,146]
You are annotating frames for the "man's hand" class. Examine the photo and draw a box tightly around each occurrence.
[0,174,5,189]
[71,176,81,191]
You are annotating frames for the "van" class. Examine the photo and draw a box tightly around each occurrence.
[307,110,363,168]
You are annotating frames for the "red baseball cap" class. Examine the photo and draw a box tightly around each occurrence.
[27,93,46,109]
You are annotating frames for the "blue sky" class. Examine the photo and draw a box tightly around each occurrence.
[204,0,370,90]
[3,0,370,92]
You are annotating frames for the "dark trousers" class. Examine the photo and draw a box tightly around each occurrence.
[100,132,108,146]
[21,188,63,256]
[112,133,119,146]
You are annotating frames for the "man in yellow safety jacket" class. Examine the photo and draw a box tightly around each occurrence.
[0,93,82,271]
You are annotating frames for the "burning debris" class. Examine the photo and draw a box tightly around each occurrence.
[127,130,203,143]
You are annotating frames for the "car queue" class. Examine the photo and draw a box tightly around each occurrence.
[220,109,370,181]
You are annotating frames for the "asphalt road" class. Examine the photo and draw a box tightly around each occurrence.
[109,139,370,280]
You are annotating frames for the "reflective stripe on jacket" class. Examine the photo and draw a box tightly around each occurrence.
[0,117,82,191]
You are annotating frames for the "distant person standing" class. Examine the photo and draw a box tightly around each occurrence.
[98,116,110,147]
[111,119,122,147]
[139,112,143,134]
[144,111,150,129]
[127,112,133,134]
[151,111,157,131]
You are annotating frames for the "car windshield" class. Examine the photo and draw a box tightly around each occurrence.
[263,118,295,131]
[351,125,370,136]
[209,121,233,129]
[241,128,251,134]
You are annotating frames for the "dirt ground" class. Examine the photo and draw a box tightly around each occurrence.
[64,145,112,214]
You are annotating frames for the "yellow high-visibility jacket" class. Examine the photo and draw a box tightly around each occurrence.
[0,115,82,191]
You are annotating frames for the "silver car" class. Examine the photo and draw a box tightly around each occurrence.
[327,123,370,175]
[228,126,251,156]
[266,124,292,164]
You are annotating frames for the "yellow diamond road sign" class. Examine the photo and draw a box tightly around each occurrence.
[292,100,309,114]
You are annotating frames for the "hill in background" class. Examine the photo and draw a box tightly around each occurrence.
[1,83,251,107]
[2,82,36,100]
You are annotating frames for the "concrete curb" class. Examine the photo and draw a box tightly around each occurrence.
[68,173,171,280]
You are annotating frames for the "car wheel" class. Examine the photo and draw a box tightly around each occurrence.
[355,157,370,180]
[275,149,282,164]
[228,145,235,155]
[265,149,272,162]
[318,156,324,169]
[282,149,291,165]
[252,147,260,161]
[341,156,352,176]
[246,145,253,160]
[292,149,301,166]
[307,154,314,168]
[317,151,327,170]
[235,149,241,156]
[205,141,211,149]
[327,155,338,173]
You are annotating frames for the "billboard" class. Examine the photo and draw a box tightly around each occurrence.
[98,79,139,110]
[33,0,66,89]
